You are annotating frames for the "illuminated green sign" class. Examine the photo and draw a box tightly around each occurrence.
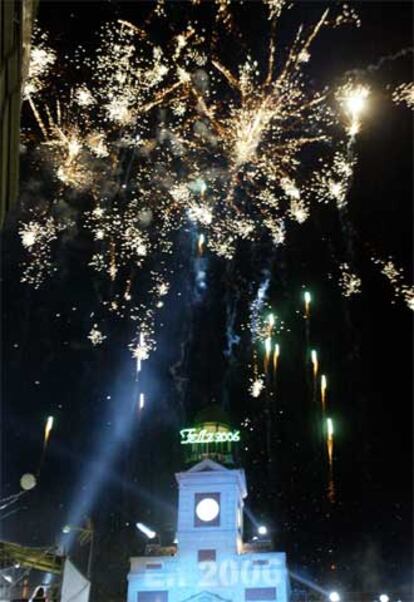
[180,428,241,445]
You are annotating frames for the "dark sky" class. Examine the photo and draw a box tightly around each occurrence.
[1,2,412,601]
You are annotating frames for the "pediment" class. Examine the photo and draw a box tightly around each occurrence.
[176,458,247,498]
[186,458,229,473]
[180,592,232,602]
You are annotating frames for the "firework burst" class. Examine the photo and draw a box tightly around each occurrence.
[18,0,412,374]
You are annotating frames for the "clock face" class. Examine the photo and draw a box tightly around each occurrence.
[195,497,220,522]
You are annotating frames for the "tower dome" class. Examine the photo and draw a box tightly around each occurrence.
[193,403,232,427]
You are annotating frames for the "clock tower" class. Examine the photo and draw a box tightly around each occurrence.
[176,457,247,557]
[127,406,289,602]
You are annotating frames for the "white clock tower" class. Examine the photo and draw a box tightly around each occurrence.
[127,408,289,602]
[176,458,247,559]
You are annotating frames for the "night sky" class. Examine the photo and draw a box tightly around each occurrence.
[1,2,412,601]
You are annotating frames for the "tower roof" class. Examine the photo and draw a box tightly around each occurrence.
[176,458,247,499]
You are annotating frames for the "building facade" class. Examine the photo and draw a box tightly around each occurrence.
[1,0,38,227]
[127,455,289,602]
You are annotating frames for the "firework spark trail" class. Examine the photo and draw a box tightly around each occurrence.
[272,342,280,373]
[250,274,271,343]
[326,417,336,503]
[248,272,271,396]
[326,418,334,464]
[43,415,54,447]
[264,336,272,374]
[310,348,319,406]
[304,290,311,320]
[320,374,327,413]
[331,83,370,293]
[37,416,54,476]
[320,373,332,501]
[272,342,280,389]
[303,290,312,380]
[197,233,205,256]
[262,312,277,377]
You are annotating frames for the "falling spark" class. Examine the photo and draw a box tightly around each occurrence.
[139,393,145,410]
[273,342,280,375]
[326,417,334,465]
[321,374,327,412]
[20,223,40,249]
[44,416,54,448]
[88,325,107,346]
[326,416,335,502]
[250,377,265,398]
[339,263,362,297]
[198,233,206,255]
[265,337,272,355]
[304,291,311,318]
[311,349,319,378]
[264,336,272,373]
[131,331,151,373]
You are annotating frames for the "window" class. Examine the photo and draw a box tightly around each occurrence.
[137,593,168,602]
[252,559,269,566]
[245,588,277,600]
[198,549,216,562]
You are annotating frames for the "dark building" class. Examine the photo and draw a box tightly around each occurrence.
[1,0,38,227]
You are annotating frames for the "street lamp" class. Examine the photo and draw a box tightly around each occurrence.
[20,473,37,491]
[258,525,268,536]
[329,593,341,602]
[62,522,94,579]
[379,595,389,602]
